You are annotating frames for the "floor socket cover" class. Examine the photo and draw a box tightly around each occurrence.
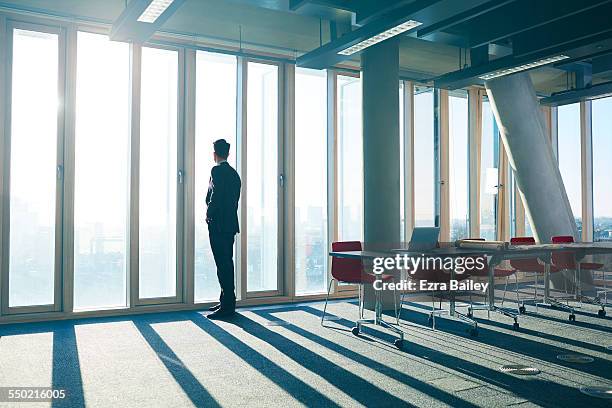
[579,386,612,399]
[556,354,594,363]
[499,364,540,375]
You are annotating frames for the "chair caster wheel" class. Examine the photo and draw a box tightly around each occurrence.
[519,306,526,314]
[598,309,606,318]
[469,328,478,337]
[394,339,404,350]
[569,314,576,322]
[351,326,360,336]
[513,322,519,331]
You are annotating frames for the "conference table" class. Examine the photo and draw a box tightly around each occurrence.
[329,241,612,346]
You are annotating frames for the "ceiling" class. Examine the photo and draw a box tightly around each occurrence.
[2,0,612,96]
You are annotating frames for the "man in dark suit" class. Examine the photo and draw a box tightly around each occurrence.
[206,139,241,319]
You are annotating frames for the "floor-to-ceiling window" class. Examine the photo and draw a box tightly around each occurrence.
[246,62,279,293]
[74,32,130,310]
[592,97,612,241]
[449,92,469,240]
[6,27,60,309]
[557,103,582,234]
[194,51,237,302]
[294,68,327,295]
[413,87,434,227]
[138,47,179,300]
[337,75,363,241]
[480,99,499,240]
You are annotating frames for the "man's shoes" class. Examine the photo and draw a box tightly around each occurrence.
[207,308,236,320]
[208,303,221,312]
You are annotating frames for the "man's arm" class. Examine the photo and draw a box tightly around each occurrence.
[206,166,224,221]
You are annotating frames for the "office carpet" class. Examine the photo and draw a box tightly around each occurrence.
[0,293,610,407]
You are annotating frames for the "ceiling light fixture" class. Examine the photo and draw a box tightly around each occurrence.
[338,20,422,56]
[479,55,570,80]
[137,0,175,23]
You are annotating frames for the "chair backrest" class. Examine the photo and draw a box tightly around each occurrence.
[551,235,575,269]
[331,241,363,283]
[509,237,542,271]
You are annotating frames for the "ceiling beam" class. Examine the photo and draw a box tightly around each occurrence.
[289,0,358,12]
[416,0,515,39]
[512,3,612,57]
[355,0,434,25]
[296,10,422,69]
[111,0,186,43]
[540,81,612,106]
[465,0,612,48]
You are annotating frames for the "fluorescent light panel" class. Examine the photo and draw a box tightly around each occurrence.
[479,55,570,80]
[137,0,174,23]
[338,20,422,56]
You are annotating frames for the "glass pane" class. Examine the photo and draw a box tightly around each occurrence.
[74,32,130,310]
[337,75,363,241]
[8,28,59,308]
[295,68,327,295]
[139,47,178,299]
[557,103,582,234]
[593,97,612,241]
[449,93,469,240]
[194,51,237,301]
[480,100,498,240]
[414,87,434,227]
[247,62,278,292]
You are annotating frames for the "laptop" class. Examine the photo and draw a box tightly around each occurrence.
[408,227,440,251]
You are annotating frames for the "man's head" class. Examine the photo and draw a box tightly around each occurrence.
[213,139,230,163]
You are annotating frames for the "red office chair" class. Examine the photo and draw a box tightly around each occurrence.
[551,235,606,317]
[322,241,399,326]
[508,237,562,314]
[461,238,521,329]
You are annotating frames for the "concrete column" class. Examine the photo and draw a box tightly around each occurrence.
[485,72,578,244]
[362,38,400,248]
[485,73,592,290]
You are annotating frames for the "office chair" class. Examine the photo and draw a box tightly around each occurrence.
[508,237,562,314]
[551,235,606,317]
[322,241,400,327]
[462,238,521,330]
[406,264,479,336]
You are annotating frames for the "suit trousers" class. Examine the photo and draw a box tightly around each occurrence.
[209,229,236,309]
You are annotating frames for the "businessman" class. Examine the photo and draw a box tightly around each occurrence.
[206,139,241,319]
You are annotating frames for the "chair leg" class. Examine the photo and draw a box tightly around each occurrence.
[321,278,335,326]
[501,276,509,307]
[515,273,520,310]
[393,286,400,325]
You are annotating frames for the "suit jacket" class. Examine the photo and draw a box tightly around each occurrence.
[206,161,241,234]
